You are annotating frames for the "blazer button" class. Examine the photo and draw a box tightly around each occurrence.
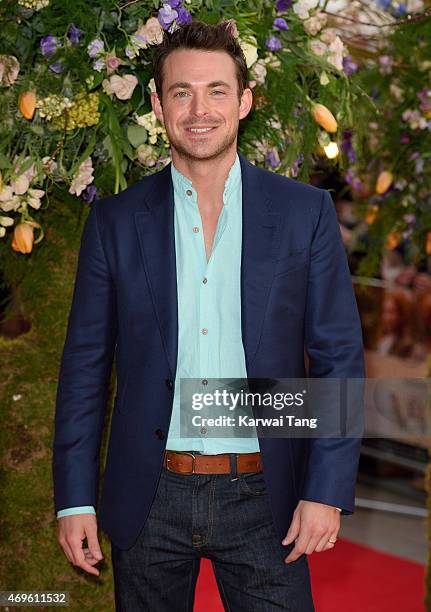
[155,429,165,440]
[165,378,173,390]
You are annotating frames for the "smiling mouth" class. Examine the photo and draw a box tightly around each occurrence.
[185,126,218,134]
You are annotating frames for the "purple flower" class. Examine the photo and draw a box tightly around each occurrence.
[403,214,416,224]
[82,185,98,204]
[377,0,392,9]
[341,130,356,163]
[68,24,84,46]
[273,17,289,30]
[342,55,358,76]
[166,0,182,6]
[291,153,304,177]
[400,132,410,144]
[276,0,292,12]
[40,35,57,57]
[158,4,178,30]
[93,58,105,72]
[265,35,282,52]
[49,61,63,73]
[266,150,280,169]
[176,7,192,26]
[87,38,104,58]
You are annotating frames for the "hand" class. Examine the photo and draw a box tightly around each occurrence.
[58,514,103,576]
[281,500,340,564]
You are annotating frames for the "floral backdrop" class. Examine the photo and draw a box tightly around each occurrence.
[0,0,375,261]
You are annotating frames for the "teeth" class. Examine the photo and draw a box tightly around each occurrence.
[189,127,213,133]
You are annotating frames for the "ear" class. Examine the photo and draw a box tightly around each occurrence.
[239,88,253,121]
[151,91,165,124]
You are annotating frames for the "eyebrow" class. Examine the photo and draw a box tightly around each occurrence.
[167,80,232,93]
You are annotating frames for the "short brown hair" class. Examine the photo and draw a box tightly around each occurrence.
[152,20,248,104]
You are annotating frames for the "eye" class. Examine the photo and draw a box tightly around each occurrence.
[174,91,189,97]
[212,90,225,95]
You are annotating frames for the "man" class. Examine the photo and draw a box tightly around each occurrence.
[53,20,365,611]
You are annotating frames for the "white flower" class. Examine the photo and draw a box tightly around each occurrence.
[0,195,20,212]
[303,12,327,36]
[251,59,267,85]
[320,71,329,85]
[0,227,5,238]
[136,17,163,45]
[327,36,345,71]
[102,74,138,100]
[135,110,158,131]
[0,185,13,202]
[239,36,258,68]
[0,215,14,226]
[69,157,94,197]
[27,188,45,209]
[136,144,158,167]
[148,78,156,93]
[10,174,30,195]
[293,0,319,20]
[42,156,58,174]
[320,28,337,44]
[309,39,327,56]
[389,82,404,102]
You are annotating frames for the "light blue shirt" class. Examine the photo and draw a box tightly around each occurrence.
[165,152,260,453]
[57,153,259,518]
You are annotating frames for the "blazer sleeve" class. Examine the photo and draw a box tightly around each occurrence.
[301,189,365,513]
[52,200,118,513]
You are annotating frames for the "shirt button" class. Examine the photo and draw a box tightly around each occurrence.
[193,226,199,233]
[201,328,208,335]
[202,379,208,385]
[186,189,193,196]
[200,426,207,435]
[203,277,207,284]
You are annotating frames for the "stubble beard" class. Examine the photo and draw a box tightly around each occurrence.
[167,123,238,163]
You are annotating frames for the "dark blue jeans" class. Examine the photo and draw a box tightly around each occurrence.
[111,458,314,611]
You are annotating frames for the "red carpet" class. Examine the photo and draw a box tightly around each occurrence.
[194,538,426,611]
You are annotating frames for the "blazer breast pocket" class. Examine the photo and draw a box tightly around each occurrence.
[273,248,309,278]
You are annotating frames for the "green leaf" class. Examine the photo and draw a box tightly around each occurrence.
[127,124,148,148]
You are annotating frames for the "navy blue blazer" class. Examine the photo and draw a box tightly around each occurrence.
[53,152,365,550]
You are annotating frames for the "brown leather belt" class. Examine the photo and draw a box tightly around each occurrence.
[163,450,262,474]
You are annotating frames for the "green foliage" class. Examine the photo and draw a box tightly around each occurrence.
[348,14,431,273]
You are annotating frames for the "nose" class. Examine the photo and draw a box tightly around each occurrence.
[190,91,210,118]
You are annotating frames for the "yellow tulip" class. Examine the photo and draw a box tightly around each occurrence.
[18,91,36,120]
[12,223,34,254]
[311,103,338,133]
[376,170,393,195]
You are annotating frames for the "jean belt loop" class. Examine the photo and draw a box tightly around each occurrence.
[230,453,239,481]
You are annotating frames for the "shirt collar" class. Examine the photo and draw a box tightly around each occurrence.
[171,153,241,206]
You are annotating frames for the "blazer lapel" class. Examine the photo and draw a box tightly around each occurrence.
[134,164,178,380]
[238,153,283,371]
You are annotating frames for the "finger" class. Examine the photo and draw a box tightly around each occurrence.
[284,533,310,564]
[82,547,102,566]
[69,538,100,576]
[304,533,324,556]
[60,539,74,564]
[282,512,300,546]
[315,533,335,552]
[85,523,103,561]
